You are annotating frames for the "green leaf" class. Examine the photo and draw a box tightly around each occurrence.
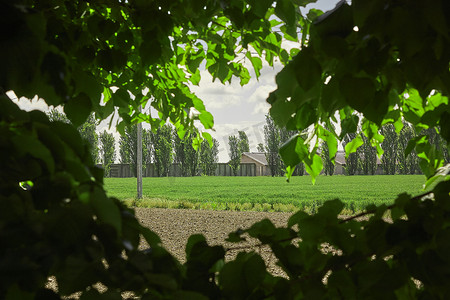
[140,38,162,67]
[317,199,344,218]
[344,135,363,158]
[340,76,375,112]
[328,270,356,299]
[192,97,206,111]
[424,164,450,189]
[219,252,267,297]
[248,0,273,18]
[12,134,55,174]
[192,134,202,151]
[292,48,322,91]
[186,234,207,260]
[190,69,201,85]
[340,114,359,138]
[226,229,246,243]
[72,68,103,103]
[90,186,122,233]
[391,193,411,221]
[275,0,296,27]
[439,111,450,142]
[172,291,209,300]
[64,93,92,127]
[304,152,323,184]
[279,135,308,167]
[405,136,425,157]
[112,89,131,109]
[217,61,230,82]
[269,98,297,127]
[247,218,276,240]
[5,285,34,300]
[319,126,338,162]
[284,165,296,181]
[201,132,213,147]
[140,227,162,247]
[245,52,262,78]
[199,111,214,129]
[288,210,309,228]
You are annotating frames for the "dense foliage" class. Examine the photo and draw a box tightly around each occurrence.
[1,0,450,299]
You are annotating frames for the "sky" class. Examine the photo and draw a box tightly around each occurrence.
[9,0,341,163]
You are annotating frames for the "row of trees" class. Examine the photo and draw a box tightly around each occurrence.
[48,109,219,177]
[119,124,219,177]
[321,121,449,176]
[52,108,448,178]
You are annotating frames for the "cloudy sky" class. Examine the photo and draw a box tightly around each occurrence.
[10,0,340,163]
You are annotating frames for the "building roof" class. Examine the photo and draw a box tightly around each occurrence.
[242,152,268,166]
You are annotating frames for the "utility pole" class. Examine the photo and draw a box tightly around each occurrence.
[136,105,143,199]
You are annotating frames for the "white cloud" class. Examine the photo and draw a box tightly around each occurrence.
[252,101,271,115]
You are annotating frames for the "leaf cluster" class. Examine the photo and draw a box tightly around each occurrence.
[271,0,450,182]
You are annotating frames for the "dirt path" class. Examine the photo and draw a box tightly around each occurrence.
[135,208,294,276]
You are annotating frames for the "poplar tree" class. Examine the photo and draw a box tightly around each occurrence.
[380,124,398,175]
[99,130,116,177]
[238,131,250,153]
[200,138,219,176]
[228,135,241,176]
[263,114,282,176]
[151,125,173,177]
[343,133,359,175]
[357,134,377,175]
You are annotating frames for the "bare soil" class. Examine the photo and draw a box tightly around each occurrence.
[135,208,294,276]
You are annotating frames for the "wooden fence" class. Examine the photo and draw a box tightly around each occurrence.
[100,163,257,178]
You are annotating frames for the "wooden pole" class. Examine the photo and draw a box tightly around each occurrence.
[136,105,143,199]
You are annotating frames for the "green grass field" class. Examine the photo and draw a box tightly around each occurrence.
[104,175,428,213]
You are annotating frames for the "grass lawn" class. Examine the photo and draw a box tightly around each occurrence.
[104,175,428,213]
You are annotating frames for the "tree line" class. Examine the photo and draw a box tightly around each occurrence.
[47,109,219,177]
[51,108,448,179]
[322,121,450,176]
[230,114,449,178]
[119,124,219,177]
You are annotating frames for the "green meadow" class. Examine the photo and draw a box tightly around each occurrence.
[104,175,428,213]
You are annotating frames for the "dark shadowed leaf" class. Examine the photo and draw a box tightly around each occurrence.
[64,93,92,127]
